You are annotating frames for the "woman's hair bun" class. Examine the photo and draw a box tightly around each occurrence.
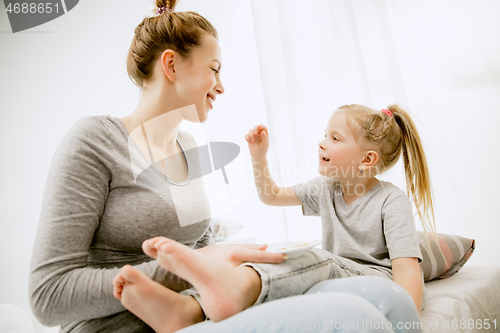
[154,0,179,14]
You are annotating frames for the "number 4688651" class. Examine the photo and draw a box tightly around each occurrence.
[6,3,60,14]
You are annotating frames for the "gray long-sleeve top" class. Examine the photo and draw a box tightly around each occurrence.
[29,115,214,332]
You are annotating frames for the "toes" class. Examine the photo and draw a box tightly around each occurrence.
[121,265,143,284]
[142,240,158,259]
[114,284,123,294]
[143,237,170,258]
[113,273,125,287]
[148,236,167,244]
[113,274,125,300]
[158,241,179,255]
[154,238,177,253]
[113,283,123,295]
[113,289,122,300]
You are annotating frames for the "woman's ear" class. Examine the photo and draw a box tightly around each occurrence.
[161,49,176,82]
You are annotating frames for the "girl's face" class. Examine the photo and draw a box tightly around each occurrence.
[318,112,366,179]
[175,34,224,123]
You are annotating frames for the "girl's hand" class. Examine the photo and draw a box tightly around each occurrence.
[245,124,269,158]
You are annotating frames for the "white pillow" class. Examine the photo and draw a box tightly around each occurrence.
[0,304,35,333]
[209,218,243,242]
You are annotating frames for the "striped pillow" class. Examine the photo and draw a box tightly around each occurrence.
[417,231,475,282]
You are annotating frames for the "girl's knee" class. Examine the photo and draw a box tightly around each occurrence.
[306,276,392,294]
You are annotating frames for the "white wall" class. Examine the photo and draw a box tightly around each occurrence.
[0,0,272,331]
[1,0,499,331]
[248,0,500,267]
[382,0,500,264]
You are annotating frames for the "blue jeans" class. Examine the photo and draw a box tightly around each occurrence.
[241,248,392,306]
[177,276,423,333]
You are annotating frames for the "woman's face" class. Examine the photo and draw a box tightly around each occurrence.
[175,34,224,123]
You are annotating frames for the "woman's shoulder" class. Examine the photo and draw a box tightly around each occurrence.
[56,115,123,161]
[66,115,128,143]
[65,115,111,139]
[46,116,117,179]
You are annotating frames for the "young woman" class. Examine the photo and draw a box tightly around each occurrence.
[28,1,285,332]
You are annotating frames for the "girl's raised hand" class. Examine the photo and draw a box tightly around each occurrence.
[245,124,269,157]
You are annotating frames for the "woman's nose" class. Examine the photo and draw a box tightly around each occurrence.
[216,78,224,95]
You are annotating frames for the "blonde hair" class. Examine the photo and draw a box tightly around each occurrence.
[337,104,437,236]
[127,0,218,89]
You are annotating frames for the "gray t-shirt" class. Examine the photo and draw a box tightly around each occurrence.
[293,176,422,276]
[29,115,214,332]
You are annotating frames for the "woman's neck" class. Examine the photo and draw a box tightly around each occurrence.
[122,86,185,154]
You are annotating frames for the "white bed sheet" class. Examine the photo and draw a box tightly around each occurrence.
[421,266,500,333]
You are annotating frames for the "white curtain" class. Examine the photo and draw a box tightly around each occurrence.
[249,0,500,266]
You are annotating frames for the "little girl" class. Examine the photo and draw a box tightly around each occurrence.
[114,103,433,331]
[240,103,433,311]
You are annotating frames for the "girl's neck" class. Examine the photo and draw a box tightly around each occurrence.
[338,177,380,205]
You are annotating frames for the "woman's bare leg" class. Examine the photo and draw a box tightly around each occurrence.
[113,265,205,333]
[142,237,262,322]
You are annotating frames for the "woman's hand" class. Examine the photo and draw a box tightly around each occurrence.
[196,243,286,267]
[245,124,270,158]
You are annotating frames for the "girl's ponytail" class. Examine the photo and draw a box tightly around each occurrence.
[387,104,436,235]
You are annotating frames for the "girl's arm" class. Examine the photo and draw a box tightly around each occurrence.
[245,124,301,206]
[391,257,423,313]
[382,195,424,312]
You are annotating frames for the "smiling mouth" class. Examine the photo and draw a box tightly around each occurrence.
[207,93,215,107]
[319,156,330,162]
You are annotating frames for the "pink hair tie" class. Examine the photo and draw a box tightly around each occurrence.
[156,5,172,15]
[382,108,392,117]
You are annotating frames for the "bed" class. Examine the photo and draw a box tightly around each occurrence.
[420,266,500,333]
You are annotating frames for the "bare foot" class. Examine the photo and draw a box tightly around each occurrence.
[142,237,262,322]
[142,236,164,260]
[112,265,204,333]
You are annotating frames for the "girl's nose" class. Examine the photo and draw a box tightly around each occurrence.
[319,141,326,150]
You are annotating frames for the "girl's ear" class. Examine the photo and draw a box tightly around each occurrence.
[161,49,177,82]
[361,150,379,168]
